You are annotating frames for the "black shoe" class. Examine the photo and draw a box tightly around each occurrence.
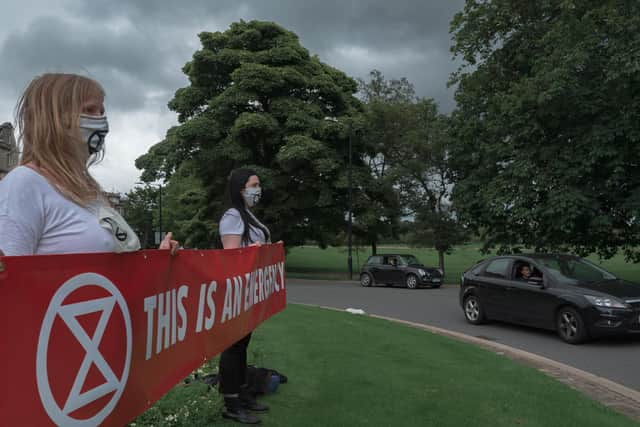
[222,407,261,424]
[241,398,269,412]
[239,387,269,412]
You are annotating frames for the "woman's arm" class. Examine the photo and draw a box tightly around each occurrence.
[221,234,242,249]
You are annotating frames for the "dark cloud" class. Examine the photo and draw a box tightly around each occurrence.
[70,0,465,111]
[2,0,465,114]
[0,14,189,111]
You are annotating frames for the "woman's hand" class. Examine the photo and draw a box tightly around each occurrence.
[159,232,179,255]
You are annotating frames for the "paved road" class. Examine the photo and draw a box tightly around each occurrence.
[286,279,640,391]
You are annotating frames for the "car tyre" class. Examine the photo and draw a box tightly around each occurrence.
[405,274,418,289]
[463,294,485,325]
[556,306,588,344]
[360,273,373,287]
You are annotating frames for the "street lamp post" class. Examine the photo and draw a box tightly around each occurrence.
[347,121,353,280]
[158,184,163,241]
[325,117,354,280]
[136,181,163,245]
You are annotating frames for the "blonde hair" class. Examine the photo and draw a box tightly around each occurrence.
[16,73,105,205]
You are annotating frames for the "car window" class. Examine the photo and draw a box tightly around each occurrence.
[367,256,383,265]
[482,259,510,278]
[399,255,420,265]
[386,256,399,266]
[537,257,616,285]
[512,261,544,281]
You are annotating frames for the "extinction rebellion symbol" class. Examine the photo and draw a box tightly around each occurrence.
[36,273,132,427]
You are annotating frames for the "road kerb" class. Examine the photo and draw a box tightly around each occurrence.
[293,303,640,422]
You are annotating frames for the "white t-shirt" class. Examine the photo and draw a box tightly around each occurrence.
[219,208,270,247]
[0,166,116,256]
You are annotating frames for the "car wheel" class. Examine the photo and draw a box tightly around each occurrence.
[360,273,373,287]
[405,274,418,289]
[556,306,588,344]
[463,294,485,325]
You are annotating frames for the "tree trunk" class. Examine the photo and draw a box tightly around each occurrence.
[438,250,445,277]
[371,240,377,255]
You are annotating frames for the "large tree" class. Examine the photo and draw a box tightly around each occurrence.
[358,70,465,272]
[392,100,465,274]
[449,1,640,260]
[354,70,415,254]
[136,21,363,248]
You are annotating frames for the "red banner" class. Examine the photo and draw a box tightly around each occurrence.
[0,243,286,427]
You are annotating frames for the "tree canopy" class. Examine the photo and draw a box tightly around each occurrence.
[449,1,640,260]
[135,20,363,248]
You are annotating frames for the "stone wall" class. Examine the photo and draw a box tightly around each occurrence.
[0,123,18,178]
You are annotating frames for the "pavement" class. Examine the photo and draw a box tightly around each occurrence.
[288,279,640,422]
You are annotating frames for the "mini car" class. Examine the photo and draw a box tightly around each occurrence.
[360,254,443,289]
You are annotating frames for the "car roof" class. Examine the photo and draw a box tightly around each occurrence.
[488,253,580,261]
[368,254,416,257]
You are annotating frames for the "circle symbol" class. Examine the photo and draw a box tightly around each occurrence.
[36,273,132,427]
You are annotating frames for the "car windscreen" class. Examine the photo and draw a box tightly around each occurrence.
[399,255,421,266]
[536,257,616,285]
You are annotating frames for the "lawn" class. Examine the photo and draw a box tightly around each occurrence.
[131,304,638,427]
[285,244,640,283]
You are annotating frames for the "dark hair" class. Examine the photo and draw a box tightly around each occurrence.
[226,168,269,246]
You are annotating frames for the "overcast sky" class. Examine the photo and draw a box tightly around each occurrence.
[0,0,465,193]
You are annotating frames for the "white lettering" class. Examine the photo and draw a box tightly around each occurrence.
[177,285,188,341]
[143,295,157,360]
[233,276,243,317]
[156,291,171,354]
[196,283,207,333]
[205,281,217,330]
[221,279,234,323]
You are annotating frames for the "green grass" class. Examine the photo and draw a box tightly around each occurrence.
[132,304,638,427]
[285,244,640,283]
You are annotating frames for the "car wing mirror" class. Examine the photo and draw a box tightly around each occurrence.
[527,277,544,287]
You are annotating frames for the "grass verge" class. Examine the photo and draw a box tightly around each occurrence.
[131,304,638,427]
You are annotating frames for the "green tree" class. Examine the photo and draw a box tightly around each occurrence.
[449,1,640,261]
[358,70,465,272]
[392,100,466,274]
[354,70,415,254]
[136,21,363,248]
[123,185,159,249]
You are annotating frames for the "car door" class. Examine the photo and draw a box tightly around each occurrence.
[366,256,386,283]
[474,258,514,320]
[387,256,404,285]
[508,262,557,329]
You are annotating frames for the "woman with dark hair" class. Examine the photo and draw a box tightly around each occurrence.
[218,168,270,424]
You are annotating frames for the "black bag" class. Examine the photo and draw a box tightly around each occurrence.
[246,365,288,395]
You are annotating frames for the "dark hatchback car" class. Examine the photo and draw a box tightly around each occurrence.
[360,254,443,289]
[459,254,640,344]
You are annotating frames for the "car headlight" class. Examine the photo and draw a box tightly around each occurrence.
[418,268,426,276]
[584,295,628,309]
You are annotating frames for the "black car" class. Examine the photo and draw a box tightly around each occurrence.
[360,254,443,289]
[459,254,640,344]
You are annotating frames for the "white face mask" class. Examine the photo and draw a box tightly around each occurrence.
[79,114,109,155]
[243,186,262,208]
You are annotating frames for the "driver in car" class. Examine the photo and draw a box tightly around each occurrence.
[518,265,532,281]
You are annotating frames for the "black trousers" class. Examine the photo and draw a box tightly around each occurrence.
[219,333,252,395]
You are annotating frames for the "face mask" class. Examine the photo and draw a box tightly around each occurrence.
[243,186,262,207]
[79,114,109,155]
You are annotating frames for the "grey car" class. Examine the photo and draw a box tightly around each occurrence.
[360,254,443,289]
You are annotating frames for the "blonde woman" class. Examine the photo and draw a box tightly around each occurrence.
[0,73,177,256]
